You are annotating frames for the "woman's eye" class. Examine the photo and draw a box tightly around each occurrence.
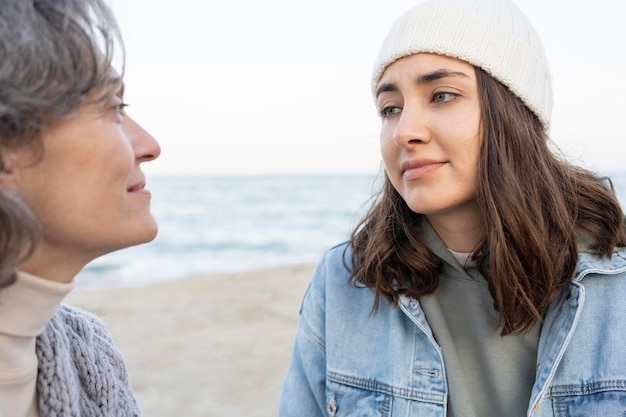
[432,92,456,104]
[114,102,129,122]
[379,106,401,118]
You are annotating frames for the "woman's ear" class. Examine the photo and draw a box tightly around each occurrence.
[0,142,41,188]
[0,151,19,188]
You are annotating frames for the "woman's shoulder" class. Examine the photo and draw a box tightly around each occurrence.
[310,242,353,289]
[38,304,131,382]
[36,307,138,416]
[54,304,106,326]
[43,304,114,345]
[304,242,376,312]
[321,241,352,269]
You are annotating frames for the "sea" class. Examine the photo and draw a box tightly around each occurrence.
[76,171,626,289]
[76,174,379,288]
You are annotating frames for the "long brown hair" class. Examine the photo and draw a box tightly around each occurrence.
[348,66,626,335]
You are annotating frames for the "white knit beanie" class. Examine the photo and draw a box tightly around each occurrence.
[371,0,552,130]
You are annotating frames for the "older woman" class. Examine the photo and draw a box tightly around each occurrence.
[0,0,160,415]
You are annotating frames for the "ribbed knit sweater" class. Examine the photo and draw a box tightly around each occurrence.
[35,305,140,417]
[0,272,139,417]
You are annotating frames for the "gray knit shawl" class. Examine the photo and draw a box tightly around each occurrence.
[35,305,140,417]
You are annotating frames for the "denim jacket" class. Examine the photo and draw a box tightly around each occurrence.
[278,243,626,416]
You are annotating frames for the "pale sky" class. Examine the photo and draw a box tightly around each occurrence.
[110,0,626,176]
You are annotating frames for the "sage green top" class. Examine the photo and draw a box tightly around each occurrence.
[419,220,539,417]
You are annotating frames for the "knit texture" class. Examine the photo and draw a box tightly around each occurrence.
[35,304,140,417]
[371,0,552,130]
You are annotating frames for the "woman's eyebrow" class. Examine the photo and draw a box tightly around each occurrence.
[376,69,471,98]
[375,82,397,98]
[416,69,470,85]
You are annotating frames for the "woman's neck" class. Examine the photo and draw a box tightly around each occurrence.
[426,211,483,253]
[19,243,93,284]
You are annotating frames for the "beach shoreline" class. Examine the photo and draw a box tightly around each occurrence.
[64,263,315,417]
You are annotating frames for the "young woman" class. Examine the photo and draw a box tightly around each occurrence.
[278,0,626,415]
[0,0,160,415]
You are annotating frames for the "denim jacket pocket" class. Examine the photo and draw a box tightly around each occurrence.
[326,372,393,417]
[548,382,626,416]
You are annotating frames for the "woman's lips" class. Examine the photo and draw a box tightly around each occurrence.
[128,182,151,196]
[401,159,446,180]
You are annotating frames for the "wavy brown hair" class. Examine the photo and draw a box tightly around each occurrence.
[348,66,626,335]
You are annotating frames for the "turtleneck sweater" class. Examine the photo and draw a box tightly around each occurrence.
[0,272,73,417]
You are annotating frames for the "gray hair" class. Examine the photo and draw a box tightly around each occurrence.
[0,0,125,288]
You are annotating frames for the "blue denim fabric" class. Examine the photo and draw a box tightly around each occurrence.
[278,244,626,416]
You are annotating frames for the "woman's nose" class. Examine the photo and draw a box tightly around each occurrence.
[128,117,161,163]
[392,106,431,148]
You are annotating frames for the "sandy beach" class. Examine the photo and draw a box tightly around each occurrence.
[64,264,315,417]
